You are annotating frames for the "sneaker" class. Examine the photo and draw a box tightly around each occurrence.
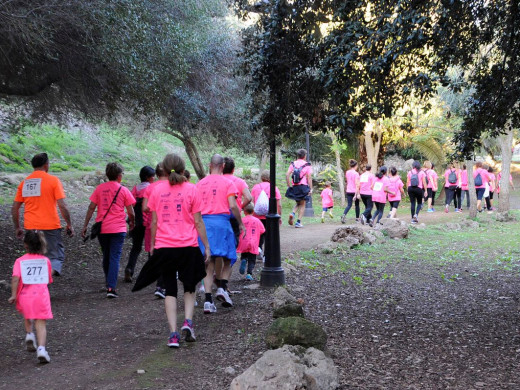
[203,301,217,314]
[154,287,166,299]
[368,219,373,227]
[386,214,391,219]
[37,347,50,363]
[181,320,196,342]
[288,213,294,226]
[340,214,346,224]
[432,208,436,212]
[239,258,247,275]
[329,213,334,219]
[294,222,303,228]
[245,274,254,281]
[198,284,206,296]
[25,333,37,352]
[360,214,366,225]
[216,287,233,307]
[124,269,132,283]
[106,288,118,298]
[427,208,434,213]
[321,217,325,223]
[445,206,449,213]
[167,332,180,348]
[355,218,360,223]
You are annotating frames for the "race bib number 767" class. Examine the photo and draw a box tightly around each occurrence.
[20,259,49,285]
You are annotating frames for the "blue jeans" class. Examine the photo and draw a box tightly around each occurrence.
[42,229,65,274]
[98,233,126,289]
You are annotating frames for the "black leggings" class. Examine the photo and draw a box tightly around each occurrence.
[372,202,386,224]
[361,194,373,220]
[241,252,257,275]
[407,187,424,217]
[343,192,360,218]
[453,187,462,209]
[445,186,456,207]
[461,190,470,207]
[126,224,145,275]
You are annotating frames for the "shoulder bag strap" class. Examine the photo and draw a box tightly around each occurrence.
[100,186,122,222]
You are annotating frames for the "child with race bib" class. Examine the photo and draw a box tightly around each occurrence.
[238,203,266,280]
[320,181,334,223]
[8,230,53,363]
[370,166,394,226]
[387,167,405,218]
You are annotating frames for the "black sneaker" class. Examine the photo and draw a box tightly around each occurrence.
[154,287,166,299]
[107,288,118,298]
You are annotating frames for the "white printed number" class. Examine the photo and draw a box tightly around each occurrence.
[20,259,49,285]
[22,178,42,197]
[360,175,369,183]
[373,182,383,191]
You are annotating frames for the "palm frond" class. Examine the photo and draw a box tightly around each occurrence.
[411,136,447,167]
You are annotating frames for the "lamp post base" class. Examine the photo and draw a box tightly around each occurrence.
[260,266,285,287]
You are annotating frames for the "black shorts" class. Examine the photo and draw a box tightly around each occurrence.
[152,247,206,297]
[285,185,310,201]
[389,201,400,209]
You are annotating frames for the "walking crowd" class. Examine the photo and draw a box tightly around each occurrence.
[6,150,515,364]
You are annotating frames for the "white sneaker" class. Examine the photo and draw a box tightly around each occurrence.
[25,332,37,352]
[216,287,233,307]
[198,284,206,295]
[203,301,217,314]
[37,347,50,364]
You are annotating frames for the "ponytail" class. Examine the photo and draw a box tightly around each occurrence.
[376,166,387,179]
[162,153,187,186]
[24,230,47,255]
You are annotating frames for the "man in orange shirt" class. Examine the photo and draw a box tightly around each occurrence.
[11,153,74,276]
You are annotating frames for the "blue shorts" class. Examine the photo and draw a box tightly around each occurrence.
[322,206,333,212]
[475,188,485,200]
[198,214,237,265]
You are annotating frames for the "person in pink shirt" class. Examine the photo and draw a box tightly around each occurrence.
[124,166,155,283]
[387,167,405,218]
[140,153,210,348]
[369,166,394,226]
[82,162,136,298]
[237,204,266,281]
[460,164,470,209]
[406,160,428,224]
[443,162,462,213]
[422,161,437,212]
[251,170,281,256]
[320,181,334,223]
[224,157,253,246]
[196,154,245,312]
[485,166,496,212]
[497,170,515,196]
[341,159,360,223]
[8,230,53,363]
[285,149,313,228]
[473,161,490,212]
[359,164,375,224]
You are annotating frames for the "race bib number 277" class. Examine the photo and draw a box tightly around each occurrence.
[22,178,42,197]
[20,259,49,285]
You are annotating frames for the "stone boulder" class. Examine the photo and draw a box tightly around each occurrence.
[331,225,376,247]
[273,304,305,319]
[459,219,480,229]
[272,286,297,309]
[376,218,409,239]
[266,317,327,351]
[495,212,518,222]
[230,345,339,390]
[444,222,461,231]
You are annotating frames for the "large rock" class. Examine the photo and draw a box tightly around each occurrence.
[272,286,297,309]
[331,225,376,247]
[444,222,461,231]
[230,345,339,390]
[273,304,305,319]
[376,218,409,239]
[459,219,479,229]
[496,212,518,222]
[266,317,327,351]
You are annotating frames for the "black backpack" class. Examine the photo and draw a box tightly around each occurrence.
[291,162,311,185]
[410,170,419,187]
[474,172,483,186]
[448,169,457,184]
[134,197,144,226]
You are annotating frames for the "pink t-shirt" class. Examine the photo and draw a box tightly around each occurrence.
[224,174,249,210]
[496,172,513,193]
[345,169,359,193]
[196,174,238,215]
[426,169,437,189]
[488,173,496,191]
[407,169,426,189]
[359,172,375,195]
[89,181,136,234]
[461,170,469,190]
[371,176,390,203]
[387,176,404,201]
[237,215,265,254]
[320,188,334,208]
[251,181,281,220]
[147,181,202,248]
[473,167,489,189]
[287,159,312,186]
[12,254,53,319]
[444,168,460,188]
[132,182,152,226]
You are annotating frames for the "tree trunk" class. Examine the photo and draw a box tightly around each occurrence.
[161,127,206,180]
[259,149,269,173]
[329,131,346,206]
[467,160,477,218]
[364,120,383,169]
[498,129,514,212]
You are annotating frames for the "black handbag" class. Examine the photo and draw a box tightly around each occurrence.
[89,186,122,240]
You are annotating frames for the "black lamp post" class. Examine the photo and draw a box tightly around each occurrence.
[260,136,285,287]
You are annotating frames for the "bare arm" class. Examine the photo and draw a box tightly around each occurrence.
[150,211,157,255]
[11,201,23,239]
[8,276,20,304]
[57,198,74,236]
[307,172,313,193]
[241,187,252,209]
[194,212,211,263]
[286,171,292,187]
[277,199,282,215]
[82,202,97,238]
[126,204,135,231]
[228,195,245,237]
[142,197,150,214]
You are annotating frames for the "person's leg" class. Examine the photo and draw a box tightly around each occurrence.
[296,200,305,221]
[321,208,326,221]
[342,193,354,219]
[485,195,491,210]
[354,197,360,218]
[365,196,373,220]
[98,234,111,283]
[165,296,178,332]
[431,191,436,208]
[455,188,462,210]
[246,253,256,275]
[34,319,47,347]
[377,203,385,223]
[489,191,494,209]
[204,259,216,298]
[125,225,145,279]
[476,189,483,211]
[460,189,466,209]
[221,259,232,289]
[408,189,416,218]
[107,233,126,290]
[416,188,424,215]
[445,187,454,210]
[43,229,65,275]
